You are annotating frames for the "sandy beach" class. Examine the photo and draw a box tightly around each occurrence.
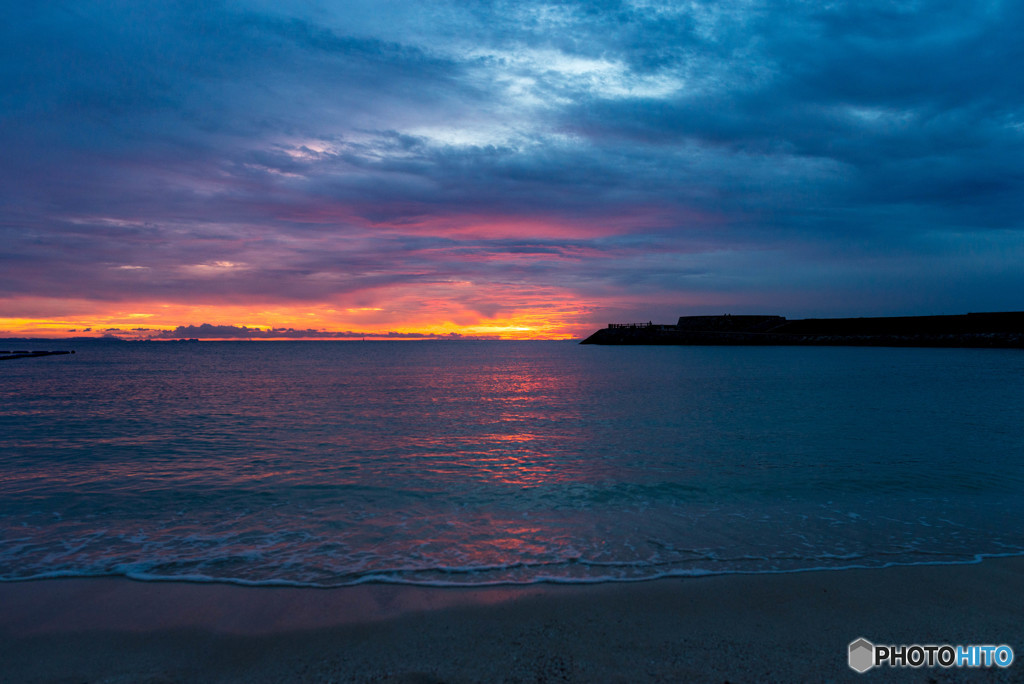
[1,557,1021,683]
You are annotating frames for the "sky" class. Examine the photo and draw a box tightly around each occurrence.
[2,1,1023,339]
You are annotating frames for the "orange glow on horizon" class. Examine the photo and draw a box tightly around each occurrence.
[0,290,596,340]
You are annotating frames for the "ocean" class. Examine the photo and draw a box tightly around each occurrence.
[2,340,1023,587]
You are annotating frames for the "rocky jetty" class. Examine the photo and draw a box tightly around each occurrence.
[0,350,75,361]
[580,312,1024,347]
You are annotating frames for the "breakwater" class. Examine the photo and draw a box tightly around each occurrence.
[580,312,1024,347]
[0,350,75,361]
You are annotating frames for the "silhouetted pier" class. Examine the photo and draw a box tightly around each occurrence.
[0,350,75,361]
[581,312,1024,347]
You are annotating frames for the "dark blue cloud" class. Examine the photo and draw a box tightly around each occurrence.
[1,0,1022,328]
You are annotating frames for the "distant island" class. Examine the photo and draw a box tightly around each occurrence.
[580,312,1024,347]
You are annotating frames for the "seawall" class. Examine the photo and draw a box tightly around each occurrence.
[580,312,1024,347]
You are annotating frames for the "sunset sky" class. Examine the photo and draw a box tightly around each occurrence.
[3,1,1023,339]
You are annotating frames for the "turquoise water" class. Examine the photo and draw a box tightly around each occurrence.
[1,340,1022,585]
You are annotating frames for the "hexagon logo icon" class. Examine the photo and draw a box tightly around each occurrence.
[849,638,875,673]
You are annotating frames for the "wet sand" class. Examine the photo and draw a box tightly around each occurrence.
[1,557,1022,682]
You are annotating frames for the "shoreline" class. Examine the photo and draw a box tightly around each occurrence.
[2,557,1022,682]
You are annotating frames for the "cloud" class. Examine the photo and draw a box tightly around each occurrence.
[1,0,1023,335]
[151,323,479,340]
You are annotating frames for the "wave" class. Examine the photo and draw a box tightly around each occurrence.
[4,551,1023,589]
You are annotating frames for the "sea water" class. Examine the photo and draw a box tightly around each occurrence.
[2,340,1022,586]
